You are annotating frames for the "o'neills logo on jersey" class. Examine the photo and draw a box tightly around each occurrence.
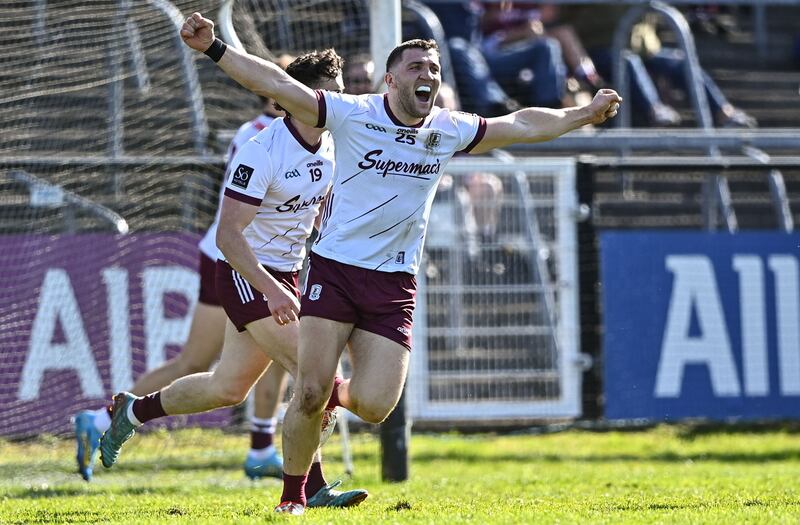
[306,159,323,168]
[276,193,326,213]
[357,149,441,178]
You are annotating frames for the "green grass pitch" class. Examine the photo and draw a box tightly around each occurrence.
[1,425,799,523]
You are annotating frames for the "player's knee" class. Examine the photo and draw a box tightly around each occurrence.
[297,383,328,416]
[349,396,393,424]
[214,381,249,407]
[178,359,210,376]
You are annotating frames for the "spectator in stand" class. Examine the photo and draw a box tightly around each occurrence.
[343,53,375,95]
[423,0,565,114]
[480,2,596,106]
[558,4,756,128]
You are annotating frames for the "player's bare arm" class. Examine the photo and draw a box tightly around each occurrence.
[217,196,301,325]
[470,89,622,154]
[180,13,319,127]
[313,189,332,231]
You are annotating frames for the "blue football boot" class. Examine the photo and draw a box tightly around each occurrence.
[73,410,102,481]
[244,448,284,479]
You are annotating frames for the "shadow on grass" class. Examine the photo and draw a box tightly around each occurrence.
[412,449,800,464]
[6,509,106,524]
[0,458,242,483]
[674,421,800,439]
[4,484,197,500]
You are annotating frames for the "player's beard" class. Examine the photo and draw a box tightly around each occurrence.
[397,84,434,120]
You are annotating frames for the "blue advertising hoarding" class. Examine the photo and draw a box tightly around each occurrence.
[601,232,800,420]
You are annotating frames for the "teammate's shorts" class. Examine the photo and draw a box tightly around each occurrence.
[198,252,221,306]
[299,252,417,350]
[215,259,300,332]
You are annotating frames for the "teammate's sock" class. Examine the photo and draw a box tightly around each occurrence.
[305,461,327,497]
[131,392,167,424]
[280,473,308,506]
[92,407,112,433]
[325,376,344,410]
[247,444,276,461]
[250,416,276,451]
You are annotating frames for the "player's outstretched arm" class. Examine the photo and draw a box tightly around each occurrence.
[469,89,622,154]
[180,13,318,127]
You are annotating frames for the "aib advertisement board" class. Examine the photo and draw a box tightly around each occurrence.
[601,232,800,421]
[0,234,232,436]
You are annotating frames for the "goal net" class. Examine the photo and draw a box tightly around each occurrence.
[0,0,379,438]
[0,0,230,437]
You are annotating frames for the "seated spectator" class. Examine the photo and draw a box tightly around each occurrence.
[481,2,600,108]
[558,4,756,128]
[423,0,566,114]
[477,1,567,109]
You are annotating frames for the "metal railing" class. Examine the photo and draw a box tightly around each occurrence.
[9,170,129,234]
[492,150,561,356]
[612,1,712,129]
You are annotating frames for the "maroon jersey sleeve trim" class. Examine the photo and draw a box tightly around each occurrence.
[315,90,327,128]
[224,187,262,206]
[461,116,487,153]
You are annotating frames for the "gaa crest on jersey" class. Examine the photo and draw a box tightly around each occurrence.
[232,164,254,189]
[425,131,442,152]
[309,284,323,301]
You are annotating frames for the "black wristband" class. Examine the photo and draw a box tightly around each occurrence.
[203,38,227,62]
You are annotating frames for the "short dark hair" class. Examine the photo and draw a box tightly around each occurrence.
[286,48,343,89]
[385,39,439,73]
[275,49,343,113]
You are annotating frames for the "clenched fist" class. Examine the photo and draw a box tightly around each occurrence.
[586,88,623,125]
[180,12,216,52]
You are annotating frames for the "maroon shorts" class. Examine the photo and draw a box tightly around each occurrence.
[300,252,417,350]
[198,252,220,306]
[215,259,300,332]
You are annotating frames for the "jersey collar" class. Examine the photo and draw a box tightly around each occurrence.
[284,117,322,154]
[383,93,427,128]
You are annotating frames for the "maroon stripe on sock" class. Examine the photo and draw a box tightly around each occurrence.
[325,376,344,410]
[305,461,326,498]
[281,473,308,506]
[250,430,274,450]
[131,392,167,424]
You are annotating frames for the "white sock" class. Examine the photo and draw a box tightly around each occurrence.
[92,408,112,433]
[250,416,277,434]
[248,444,276,459]
[126,400,142,427]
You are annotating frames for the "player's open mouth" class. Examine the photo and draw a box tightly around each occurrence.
[415,85,431,103]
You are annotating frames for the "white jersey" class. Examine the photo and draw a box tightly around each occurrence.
[198,113,274,259]
[222,117,335,272]
[313,91,486,274]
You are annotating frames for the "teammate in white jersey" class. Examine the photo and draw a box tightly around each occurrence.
[72,98,288,482]
[180,12,621,514]
[98,50,368,509]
